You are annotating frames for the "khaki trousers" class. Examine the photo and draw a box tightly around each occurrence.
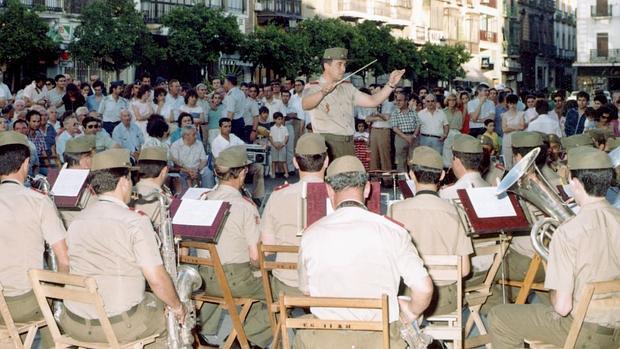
[1,291,53,348]
[489,303,619,349]
[320,133,355,162]
[271,277,304,300]
[59,292,167,348]
[198,263,272,348]
[248,163,265,199]
[370,128,392,171]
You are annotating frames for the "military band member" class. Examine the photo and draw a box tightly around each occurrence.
[489,147,620,348]
[481,135,505,185]
[296,156,433,348]
[560,133,595,151]
[132,147,171,227]
[0,131,69,348]
[389,146,473,316]
[198,145,272,348]
[60,149,185,347]
[439,134,489,200]
[302,47,405,160]
[512,131,562,188]
[260,133,329,297]
[58,135,97,228]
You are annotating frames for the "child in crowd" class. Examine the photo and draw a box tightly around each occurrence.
[583,107,597,131]
[483,119,501,154]
[353,121,370,170]
[257,106,272,130]
[269,112,289,178]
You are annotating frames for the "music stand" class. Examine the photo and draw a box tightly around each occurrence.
[169,198,231,243]
[46,168,89,209]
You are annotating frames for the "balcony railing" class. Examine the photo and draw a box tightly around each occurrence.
[590,49,620,63]
[142,0,246,23]
[480,30,498,43]
[258,0,301,16]
[0,0,91,13]
[591,5,612,17]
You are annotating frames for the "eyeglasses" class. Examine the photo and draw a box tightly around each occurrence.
[86,124,100,129]
[424,100,434,103]
[553,99,563,103]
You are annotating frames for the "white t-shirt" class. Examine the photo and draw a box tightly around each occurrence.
[526,114,562,137]
[467,98,495,128]
[211,133,245,158]
[270,124,289,143]
[262,98,284,122]
[418,108,449,136]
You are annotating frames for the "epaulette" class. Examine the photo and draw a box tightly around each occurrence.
[129,207,146,216]
[383,215,405,228]
[274,182,289,191]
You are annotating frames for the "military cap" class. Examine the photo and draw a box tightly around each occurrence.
[512,131,543,148]
[139,147,167,162]
[567,146,612,170]
[91,148,134,171]
[0,131,29,148]
[452,134,482,153]
[547,134,561,145]
[588,128,614,143]
[408,146,443,170]
[295,133,327,155]
[606,138,620,152]
[323,47,348,60]
[215,145,252,168]
[561,134,594,150]
[326,155,365,179]
[65,135,95,154]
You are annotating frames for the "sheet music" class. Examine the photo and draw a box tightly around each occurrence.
[172,199,223,226]
[406,179,416,196]
[50,169,89,197]
[182,187,212,200]
[561,184,573,198]
[467,187,517,218]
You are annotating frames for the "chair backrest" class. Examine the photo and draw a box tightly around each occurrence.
[564,279,620,349]
[257,243,299,306]
[279,293,390,349]
[471,238,510,291]
[0,284,24,348]
[27,269,121,348]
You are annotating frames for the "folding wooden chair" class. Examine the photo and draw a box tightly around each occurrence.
[526,279,620,349]
[257,242,299,349]
[464,237,511,349]
[27,269,158,349]
[422,255,463,349]
[278,293,390,349]
[180,241,259,349]
[0,284,47,349]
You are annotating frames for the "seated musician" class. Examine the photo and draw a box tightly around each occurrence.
[260,133,328,297]
[489,146,620,348]
[0,131,69,348]
[57,135,98,228]
[439,134,489,200]
[61,149,185,347]
[297,156,434,348]
[132,147,172,228]
[389,146,473,316]
[197,145,272,348]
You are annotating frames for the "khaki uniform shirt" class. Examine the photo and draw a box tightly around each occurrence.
[0,180,66,296]
[132,181,172,229]
[439,172,490,200]
[303,78,362,136]
[198,185,260,265]
[261,180,323,288]
[298,206,428,323]
[58,189,96,229]
[65,195,162,318]
[545,199,620,327]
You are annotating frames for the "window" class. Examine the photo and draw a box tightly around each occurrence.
[597,33,609,57]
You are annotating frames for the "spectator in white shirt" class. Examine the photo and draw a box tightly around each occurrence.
[170,126,214,188]
[222,74,246,140]
[164,79,184,122]
[22,74,48,107]
[418,94,449,155]
[269,112,289,178]
[467,84,495,137]
[280,90,300,173]
[527,100,562,137]
[261,85,283,123]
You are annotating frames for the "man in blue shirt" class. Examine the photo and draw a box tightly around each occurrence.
[112,109,144,156]
[98,81,128,135]
[564,91,589,136]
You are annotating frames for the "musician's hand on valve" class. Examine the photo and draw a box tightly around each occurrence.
[171,303,187,325]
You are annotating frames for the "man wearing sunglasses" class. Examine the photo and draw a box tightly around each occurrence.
[81,116,119,153]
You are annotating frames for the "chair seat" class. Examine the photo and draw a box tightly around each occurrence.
[192,292,257,306]
[423,326,462,340]
[426,313,458,323]
[524,339,561,349]
[0,319,46,335]
[54,333,159,349]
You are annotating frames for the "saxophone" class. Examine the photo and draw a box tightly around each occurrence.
[137,189,202,349]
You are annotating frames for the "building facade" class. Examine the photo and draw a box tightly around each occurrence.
[575,0,620,93]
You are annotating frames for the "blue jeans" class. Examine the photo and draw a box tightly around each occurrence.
[419,135,444,155]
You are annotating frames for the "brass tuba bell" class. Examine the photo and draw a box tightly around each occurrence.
[496,147,575,260]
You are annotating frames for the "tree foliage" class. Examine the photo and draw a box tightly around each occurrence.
[0,0,57,67]
[419,43,472,83]
[70,0,157,75]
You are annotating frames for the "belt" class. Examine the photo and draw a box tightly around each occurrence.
[64,302,139,326]
[421,133,441,139]
[582,321,616,336]
[321,133,353,142]
[402,131,415,135]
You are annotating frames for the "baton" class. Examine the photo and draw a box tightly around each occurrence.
[336,59,378,85]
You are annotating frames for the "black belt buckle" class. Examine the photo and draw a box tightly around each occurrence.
[421,133,441,139]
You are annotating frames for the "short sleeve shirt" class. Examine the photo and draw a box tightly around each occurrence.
[302,78,361,136]
[223,87,246,120]
[169,138,207,169]
[417,108,449,136]
[467,99,496,128]
[270,124,289,143]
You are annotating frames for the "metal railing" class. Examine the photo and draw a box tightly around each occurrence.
[591,5,612,17]
[590,48,620,63]
[258,0,301,15]
[479,30,498,43]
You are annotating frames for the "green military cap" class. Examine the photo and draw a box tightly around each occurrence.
[65,135,95,154]
[479,135,494,147]
[588,128,614,142]
[606,138,620,152]
[547,134,561,145]
[295,133,327,155]
[323,47,348,60]
[0,131,29,148]
[452,134,482,153]
[91,148,134,171]
[215,145,252,168]
[326,155,365,179]
[408,146,443,170]
[561,133,594,150]
[512,131,543,148]
[567,146,612,170]
[139,147,167,162]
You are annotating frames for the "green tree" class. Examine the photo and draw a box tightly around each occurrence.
[162,5,243,75]
[419,43,472,85]
[70,0,159,78]
[0,0,57,82]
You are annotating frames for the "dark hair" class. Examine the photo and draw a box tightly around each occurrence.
[570,168,614,197]
[273,112,284,120]
[12,119,27,130]
[225,75,238,86]
[82,116,99,128]
[88,168,130,195]
[64,150,91,168]
[138,159,167,179]
[177,112,193,127]
[137,84,151,99]
[0,144,30,176]
[295,79,305,86]
[535,99,549,115]
[512,144,548,167]
[146,115,169,138]
[80,82,91,95]
[525,94,536,102]
[593,94,607,105]
[259,106,269,115]
[92,80,105,90]
[54,74,65,82]
[584,107,596,118]
[577,91,590,101]
[498,91,507,104]
[214,165,245,181]
[153,87,167,104]
[184,88,198,105]
[281,90,291,97]
[140,72,151,81]
[26,110,41,122]
[411,165,442,185]
[506,94,519,105]
[483,119,495,127]
[295,153,327,172]
[553,90,566,100]
[219,118,231,127]
[453,151,483,171]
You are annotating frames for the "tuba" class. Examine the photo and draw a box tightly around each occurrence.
[137,190,202,349]
[496,148,575,260]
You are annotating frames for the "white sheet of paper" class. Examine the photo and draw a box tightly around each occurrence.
[562,184,573,198]
[172,199,223,226]
[50,169,89,197]
[466,187,517,218]
[406,179,416,196]
[182,187,212,200]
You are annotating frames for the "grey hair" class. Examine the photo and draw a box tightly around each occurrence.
[181,126,196,136]
[325,171,368,192]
